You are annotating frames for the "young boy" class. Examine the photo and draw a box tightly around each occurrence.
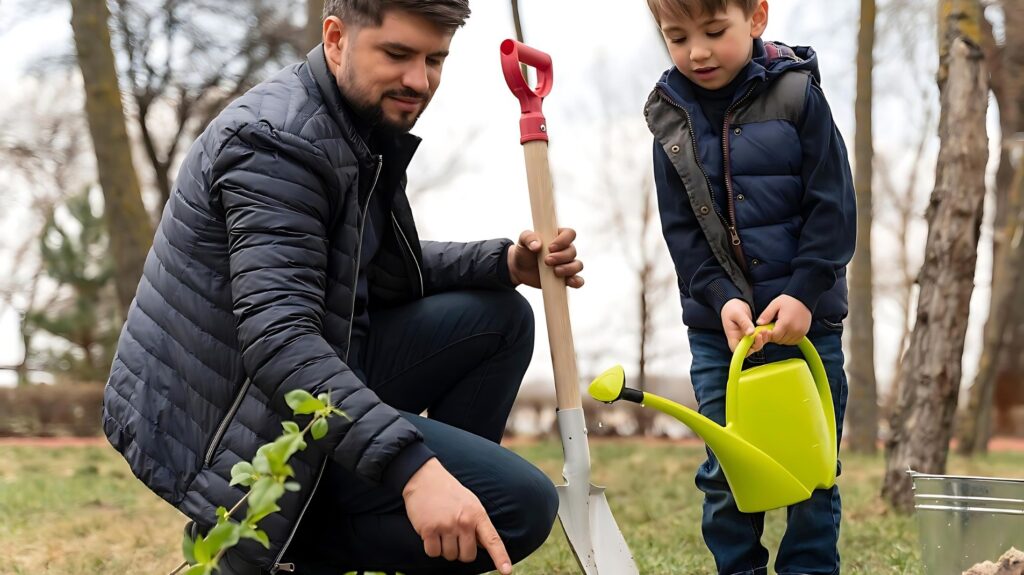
[644,0,856,573]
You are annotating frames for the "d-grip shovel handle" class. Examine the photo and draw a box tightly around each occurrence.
[500,39,553,143]
[727,324,837,458]
[501,40,580,410]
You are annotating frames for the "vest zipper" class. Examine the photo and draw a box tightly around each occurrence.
[654,88,729,228]
[272,154,383,573]
[722,84,757,275]
[204,378,252,466]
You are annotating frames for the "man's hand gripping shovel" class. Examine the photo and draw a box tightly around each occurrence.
[500,39,638,575]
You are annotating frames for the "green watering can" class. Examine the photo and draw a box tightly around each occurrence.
[589,324,837,513]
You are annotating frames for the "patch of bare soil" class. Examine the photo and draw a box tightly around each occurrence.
[963,548,1024,575]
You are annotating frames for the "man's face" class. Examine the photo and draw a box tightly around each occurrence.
[329,10,453,133]
[660,1,768,90]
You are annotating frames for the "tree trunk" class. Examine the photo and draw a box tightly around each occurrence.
[957,0,1024,453]
[307,0,324,51]
[959,153,1023,453]
[848,0,879,454]
[70,0,153,318]
[637,267,654,435]
[988,0,1024,441]
[882,0,989,512]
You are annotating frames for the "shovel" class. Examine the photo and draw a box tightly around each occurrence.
[588,324,837,513]
[500,39,638,575]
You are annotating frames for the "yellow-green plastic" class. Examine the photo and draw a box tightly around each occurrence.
[587,324,837,513]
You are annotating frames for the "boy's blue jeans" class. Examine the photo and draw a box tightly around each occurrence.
[688,324,849,575]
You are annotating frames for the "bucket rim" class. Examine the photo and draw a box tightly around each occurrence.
[907,469,1024,484]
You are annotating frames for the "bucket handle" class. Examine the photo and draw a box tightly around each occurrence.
[726,324,837,474]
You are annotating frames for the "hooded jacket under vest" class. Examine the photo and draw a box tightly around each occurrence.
[102,45,515,572]
[645,39,856,333]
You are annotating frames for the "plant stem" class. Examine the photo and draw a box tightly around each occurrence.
[170,415,324,574]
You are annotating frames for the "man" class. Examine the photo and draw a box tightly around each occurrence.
[102,1,582,573]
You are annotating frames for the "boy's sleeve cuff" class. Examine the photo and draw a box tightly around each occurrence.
[381,441,436,493]
[782,267,835,313]
[703,278,745,314]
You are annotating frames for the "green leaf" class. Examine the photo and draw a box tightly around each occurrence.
[252,449,272,475]
[238,522,262,546]
[284,481,301,492]
[281,421,301,435]
[246,477,285,524]
[285,389,323,415]
[317,392,331,405]
[203,521,242,556]
[311,417,329,440]
[184,564,212,575]
[192,534,212,564]
[182,529,197,564]
[252,528,271,548]
[216,506,231,523]
[230,462,257,487]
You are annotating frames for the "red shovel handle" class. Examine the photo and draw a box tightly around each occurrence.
[500,39,553,144]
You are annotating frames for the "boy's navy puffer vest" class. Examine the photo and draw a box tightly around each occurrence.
[646,39,853,333]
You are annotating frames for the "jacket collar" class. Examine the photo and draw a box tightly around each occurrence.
[306,44,421,173]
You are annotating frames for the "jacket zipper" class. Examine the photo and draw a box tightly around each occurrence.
[271,154,384,573]
[343,156,384,351]
[722,84,757,273]
[268,457,326,573]
[204,378,252,466]
[391,212,425,297]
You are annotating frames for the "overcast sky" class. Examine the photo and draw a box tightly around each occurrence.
[0,0,1001,399]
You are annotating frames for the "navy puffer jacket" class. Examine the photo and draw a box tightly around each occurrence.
[103,45,514,572]
[646,40,856,333]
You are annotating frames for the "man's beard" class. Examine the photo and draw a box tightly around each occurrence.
[340,67,428,135]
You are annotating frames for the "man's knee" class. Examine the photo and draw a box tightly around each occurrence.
[494,464,558,563]
[493,290,535,346]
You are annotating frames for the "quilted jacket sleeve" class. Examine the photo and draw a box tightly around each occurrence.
[212,121,434,489]
[419,238,517,294]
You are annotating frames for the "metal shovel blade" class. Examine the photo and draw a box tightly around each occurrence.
[555,408,639,575]
[556,482,637,575]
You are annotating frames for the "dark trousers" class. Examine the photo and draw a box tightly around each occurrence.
[687,324,849,575]
[269,290,557,575]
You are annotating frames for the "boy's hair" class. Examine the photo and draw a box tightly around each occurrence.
[648,0,759,23]
[323,0,471,31]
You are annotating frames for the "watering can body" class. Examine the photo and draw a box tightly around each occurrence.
[589,325,837,512]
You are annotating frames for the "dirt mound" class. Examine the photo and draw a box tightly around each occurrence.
[963,548,1024,575]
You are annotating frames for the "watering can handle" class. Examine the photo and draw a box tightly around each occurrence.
[727,323,837,459]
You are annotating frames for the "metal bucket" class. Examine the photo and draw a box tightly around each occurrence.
[909,471,1024,575]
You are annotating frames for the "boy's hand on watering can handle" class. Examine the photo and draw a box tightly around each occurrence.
[756,295,812,345]
[508,228,585,289]
[722,299,769,355]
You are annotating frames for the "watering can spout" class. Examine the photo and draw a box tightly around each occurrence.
[588,355,831,513]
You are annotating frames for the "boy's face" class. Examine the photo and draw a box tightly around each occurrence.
[659,1,769,90]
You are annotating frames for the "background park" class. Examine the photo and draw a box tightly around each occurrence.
[0,0,1022,573]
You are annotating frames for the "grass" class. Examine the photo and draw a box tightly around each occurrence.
[1,440,1021,574]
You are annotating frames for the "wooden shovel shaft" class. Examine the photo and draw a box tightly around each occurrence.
[522,141,581,410]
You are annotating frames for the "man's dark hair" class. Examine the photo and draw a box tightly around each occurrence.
[323,0,471,31]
